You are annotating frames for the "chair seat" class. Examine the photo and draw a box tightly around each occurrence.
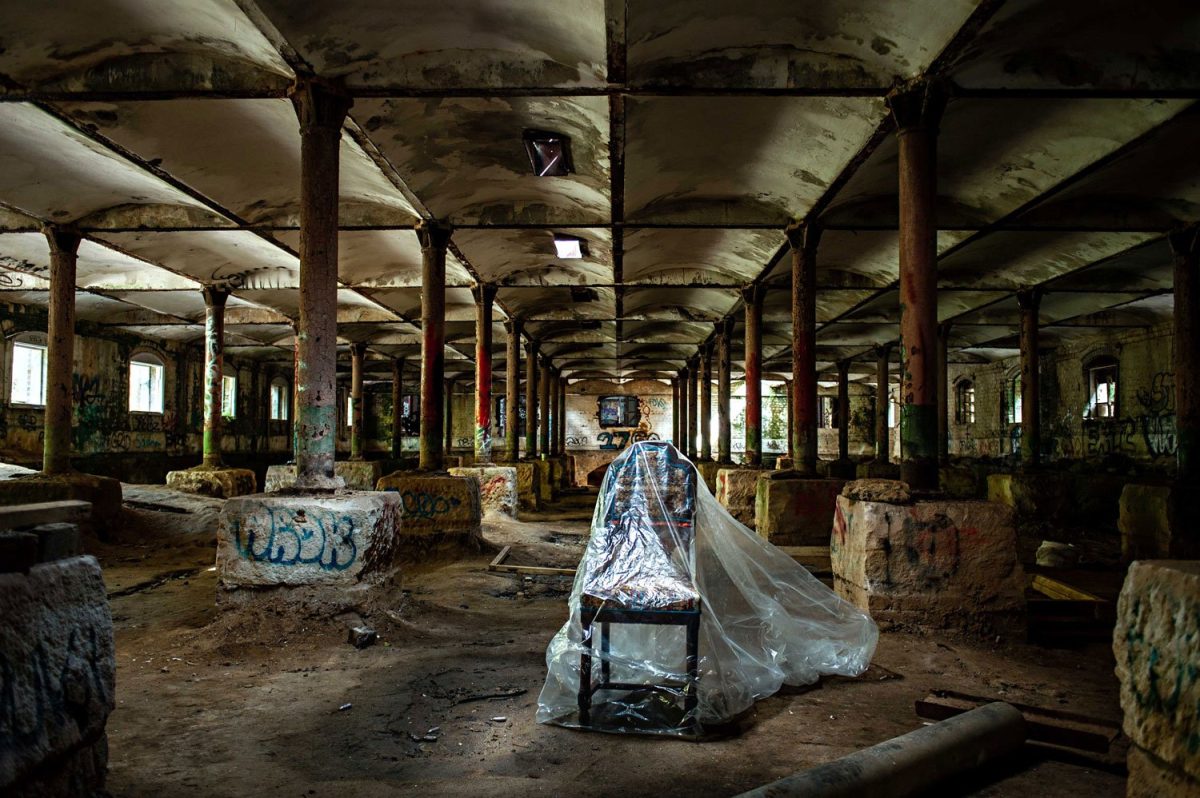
[581,583,699,613]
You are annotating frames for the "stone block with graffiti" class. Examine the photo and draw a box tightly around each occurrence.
[495,461,538,511]
[165,465,256,499]
[263,461,383,492]
[1115,561,1200,795]
[374,472,482,542]
[715,467,768,528]
[831,488,1026,637]
[0,555,115,796]
[217,491,402,589]
[755,475,846,546]
[449,466,517,519]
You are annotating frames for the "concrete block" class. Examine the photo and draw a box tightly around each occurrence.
[166,465,257,499]
[695,460,720,494]
[0,531,38,572]
[857,461,901,480]
[531,460,553,504]
[1127,744,1200,798]
[0,472,121,534]
[30,522,81,562]
[1118,484,1174,562]
[218,491,402,588]
[264,461,384,492]
[449,466,518,519]
[547,458,565,494]
[715,468,768,529]
[375,472,482,548]
[940,465,980,499]
[775,455,793,471]
[1114,560,1200,784]
[831,493,1026,636]
[496,461,538,511]
[754,475,846,546]
[986,472,1070,520]
[0,555,114,796]
[827,459,858,480]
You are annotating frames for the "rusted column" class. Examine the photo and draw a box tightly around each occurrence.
[717,317,733,462]
[937,323,951,465]
[525,340,539,459]
[678,367,689,454]
[874,342,894,463]
[504,318,521,461]
[1017,289,1042,468]
[198,286,230,468]
[417,221,452,471]
[837,360,851,462]
[743,284,765,466]
[291,78,351,489]
[539,357,551,458]
[349,342,366,460]
[391,358,404,458]
[671,376,681,446]
[42,226,80,475]
[1172,225,1200,488]
[700,341,713,460]
[888,79,946,491]
[687,355,699,458]
[785,379,794,460]
[472,284,497,464]
[444,378,456,455]
[787,221,822,476]
[557,374,567,455]
[547,368,559,456]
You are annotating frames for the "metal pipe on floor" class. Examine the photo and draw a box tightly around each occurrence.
[735,702,1026,798]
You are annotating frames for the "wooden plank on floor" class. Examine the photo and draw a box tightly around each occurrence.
[0,500,91,529]
[489,563,576,577]
[915,689,1120,753]
[1031,574,1104,602]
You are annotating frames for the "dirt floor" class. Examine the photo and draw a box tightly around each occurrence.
[93,489,1128,797]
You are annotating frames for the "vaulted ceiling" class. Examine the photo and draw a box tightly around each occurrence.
[0,0,1195,387]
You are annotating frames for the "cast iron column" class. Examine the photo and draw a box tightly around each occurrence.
[1172,225,1200,487]
[199,286,230,468]
[1017,289,1042,468]
[417,221,452,471]
[717,317,733,462]
[547,369,559,456]
[874,342,894,463]
[43,226,80,475]
[687,355,699,458]
[787,221,822,475]
[678,368,688,454]
[889,79,946,491]
[473,284,497,463]
[349,342,366,460]
[937,323,951,464]
[391,358,404,458]
[557,374,567,455]
[671,377,680,446]
[743,284,765,466]
[837,360,851,462]
[444,378,455,455]
[785,379,794,460]
[538,357,551,458]
[525,340,539,459]
[700,341,713,460]
[504,318,521,462]
[291,78,351,489]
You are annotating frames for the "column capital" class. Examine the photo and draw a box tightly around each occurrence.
[741,283,765,307]
[472,283,498,306]
[1168,223,1200,259]
[42,224,81,255]
[784,219,823,254]
[873,340,896,358]
[416,220,453,252]
[526,337,539,356]
[886,78,947,132]
[1015,287,1043,311]
[202,284,231,309]
[350,341,368,358]
[836,358,852,376]
[289,75,352,133]
[503,315,523,336]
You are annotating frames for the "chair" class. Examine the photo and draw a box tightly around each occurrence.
[577,441,701,730]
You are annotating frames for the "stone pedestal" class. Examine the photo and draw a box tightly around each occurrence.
[531,459,554,505]
[986,472,1070,521]
[218,491,402,591]
[827,459,857,480]
[1118,484,1175,562]
[939,464,980,499]
[375,472,483,555]
[1115,560,1200,797]
[755,475,846,546]
[695,460,720,494]
[857,461,901,480]
[0,555,114,797]
[0,472,122,534]
[264,461,384,492]
[449,466,518,519]
[832,480,1026,637]
[715,468,768,528]
[496,461,538,511]
[165,465,256,499]
[547,457,565,494]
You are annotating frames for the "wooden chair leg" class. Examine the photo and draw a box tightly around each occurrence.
[685,615,700,721]
[600,621,611,684]
[579,615,593,724]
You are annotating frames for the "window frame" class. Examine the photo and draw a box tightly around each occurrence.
[128,352,165,414]
[1004,373,1022,426]
[818,395,836,429]
[269,379,289,422]
[8,334,48,407]
[955,379,976,425]
[1085,357,1119,420]
[597,395,640,428]
[221,372,237,419]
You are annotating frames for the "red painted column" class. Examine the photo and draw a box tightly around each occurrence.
[473,284,497,463]
[525,340,539,459]
[538,357,551,458]
[888,79,946,491]
[291,77,351,489]
[391,358,404,458]
[349,342,366,460]
[417,221,452,471]
[787,221,822,475]
[503,318,521,462]
[42,226,80,475]
[717,317,733,462]
[700,341,713,460]
[1017,289,1042,468]
[743,285,765,466]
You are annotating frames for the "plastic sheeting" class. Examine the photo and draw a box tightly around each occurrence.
[537,441,878,736]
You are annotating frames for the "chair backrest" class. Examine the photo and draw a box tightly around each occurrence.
[603,440,697,530]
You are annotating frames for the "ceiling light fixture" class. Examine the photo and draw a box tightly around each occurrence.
[553,233,588,259]
[523,129,573,176]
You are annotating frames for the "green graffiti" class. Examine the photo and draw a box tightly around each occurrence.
[900,403,937,460]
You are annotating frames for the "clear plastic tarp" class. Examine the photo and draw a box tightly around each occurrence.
[537,441,878,736]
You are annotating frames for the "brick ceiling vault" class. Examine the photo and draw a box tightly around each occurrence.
[0,0,1195,386]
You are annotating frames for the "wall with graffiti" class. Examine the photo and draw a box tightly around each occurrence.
[947,321,1176,467]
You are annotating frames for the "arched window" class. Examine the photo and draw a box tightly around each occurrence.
[1004,373,1022,425]
[221,366,237,419]
[955,379,975,424]
[129,352,165,413]
[1086,356,1119,419]
[269,378,289,421]
[9,332,47,406]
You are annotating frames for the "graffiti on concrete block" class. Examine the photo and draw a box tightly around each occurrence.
[231,506,358,571]
[400,490,462,520]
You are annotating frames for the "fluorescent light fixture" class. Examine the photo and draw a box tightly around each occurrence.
[553,234,587,259]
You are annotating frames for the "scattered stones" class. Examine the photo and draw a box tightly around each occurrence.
[842,478,911,504]
[348,625,377,649]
